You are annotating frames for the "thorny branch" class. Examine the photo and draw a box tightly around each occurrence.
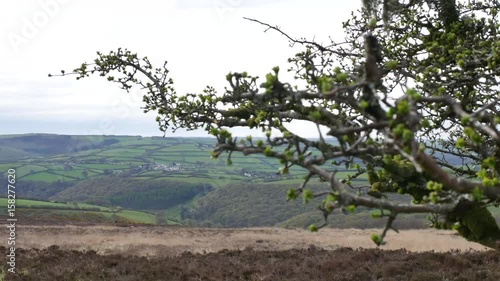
[52,1,500,248]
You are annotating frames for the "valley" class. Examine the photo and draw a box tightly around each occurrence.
[1,134,498,229]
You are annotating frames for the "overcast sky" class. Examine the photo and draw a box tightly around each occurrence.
[0,0,360,137]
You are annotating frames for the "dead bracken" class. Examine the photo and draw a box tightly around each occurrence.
[2,245,499,281]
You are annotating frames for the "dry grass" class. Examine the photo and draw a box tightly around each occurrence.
[3,225,489,257]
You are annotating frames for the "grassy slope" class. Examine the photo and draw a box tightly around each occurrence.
[0,198,163,225]
[181,182,500,229]
[0,198,110,211]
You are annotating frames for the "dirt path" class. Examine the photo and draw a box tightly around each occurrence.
[3,225,489,256]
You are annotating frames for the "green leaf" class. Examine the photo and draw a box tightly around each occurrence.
[263,146,273,157]
[359,100,369,109]
[483,157,495,169]
[421,118,430,128]
[326,194,337,203]
[336,72,348,82]
[302,188,314,204]
[402,129,413,142]
[210,128,219,136]
[321,78,333,93]
[286,188,298,201]
[308,224,318,232]
[265,73,276,85]
[429,191,439,203]
[426,181,443,191]
[396,100,409,115]
[385,60,398,70]
[370,233,383,246]
[455,137,466,149]
[368,18,377,29]
[472,186,483,202]
[256,140,264,148]
[309,110,322,121]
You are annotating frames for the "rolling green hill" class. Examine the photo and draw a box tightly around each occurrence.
[0,198,170,225]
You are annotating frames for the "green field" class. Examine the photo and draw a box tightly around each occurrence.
[117,210,157,224]
[0,135,325,187]
[14,164,48,177]
[23,172,73,182]
[74,163,130,170]
[0,198,112,211]
[0,198,165,225]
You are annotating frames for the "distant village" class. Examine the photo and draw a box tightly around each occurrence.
[57,158,287,182]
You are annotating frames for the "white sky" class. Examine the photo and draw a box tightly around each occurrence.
[0,0,360,137]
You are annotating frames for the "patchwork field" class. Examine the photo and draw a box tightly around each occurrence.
[0,135,313,187]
